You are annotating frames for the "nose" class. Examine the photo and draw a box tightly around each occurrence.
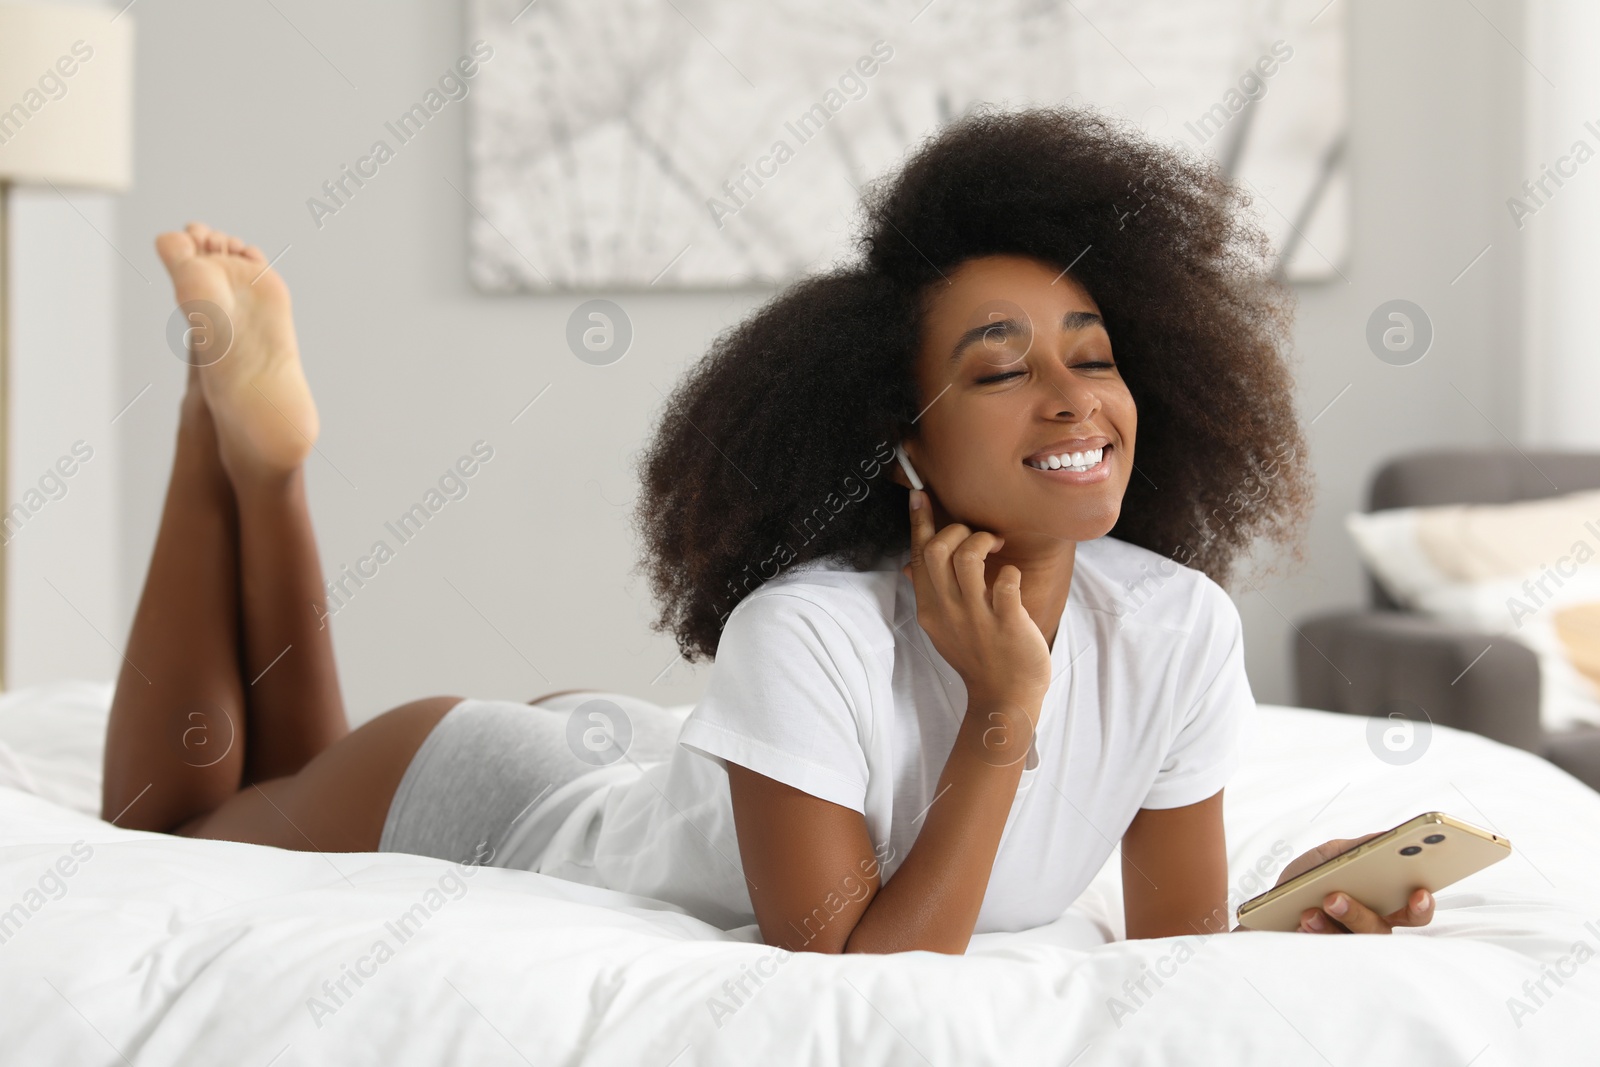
[1035,354,1103,422]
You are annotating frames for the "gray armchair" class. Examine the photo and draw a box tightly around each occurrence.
[1294,449,1600,793]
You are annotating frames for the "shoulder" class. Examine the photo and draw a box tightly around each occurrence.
[1071,536,1240,637]
[718,552,900,657]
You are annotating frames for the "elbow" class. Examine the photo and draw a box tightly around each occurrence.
[1124,911,1233,941]
[769,931,850,955]
[840,921,970,955]
[760,915,855,955]
[764,918,904,955]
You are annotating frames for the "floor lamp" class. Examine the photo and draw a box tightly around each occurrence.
[0,3,133,689]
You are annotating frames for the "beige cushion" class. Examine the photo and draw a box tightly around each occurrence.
[1412,488,1600,582]
[1556,602,1600,696]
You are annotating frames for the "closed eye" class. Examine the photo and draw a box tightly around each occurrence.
[976,361,1116,385]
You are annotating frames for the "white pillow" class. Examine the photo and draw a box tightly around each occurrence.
[0,680,114,815]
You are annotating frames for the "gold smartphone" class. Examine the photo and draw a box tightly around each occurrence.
[1234,812,1511,932]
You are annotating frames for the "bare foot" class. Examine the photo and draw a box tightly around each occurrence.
[155,222,318,479]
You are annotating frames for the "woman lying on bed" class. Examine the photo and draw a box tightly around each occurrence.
[101,105,1435,952]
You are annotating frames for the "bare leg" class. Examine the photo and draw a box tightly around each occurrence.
[101,221,341,829]
[233,465,348,784]
[103,222,568,853]
[100,385,247,833]
[162,223,352,789]
[104,222,395,845]
[175,694,462,852]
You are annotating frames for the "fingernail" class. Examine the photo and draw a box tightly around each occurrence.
[909,489,923,510]
[1305,913,1325,931]
[1326,894,1348,917]
[1416,890,1432,911]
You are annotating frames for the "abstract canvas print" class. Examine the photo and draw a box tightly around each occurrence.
[466,0,1346,290]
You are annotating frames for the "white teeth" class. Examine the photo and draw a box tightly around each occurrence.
[1029,446,1104,472]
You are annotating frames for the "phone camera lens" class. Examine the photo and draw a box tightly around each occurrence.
[1423,833,1445,844]
[1400,845,1423,856]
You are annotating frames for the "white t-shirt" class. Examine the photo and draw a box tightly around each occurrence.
[525,535,1251,935]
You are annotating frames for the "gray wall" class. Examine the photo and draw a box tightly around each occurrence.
[1238,0,1528,705]
[109,0,1528,722]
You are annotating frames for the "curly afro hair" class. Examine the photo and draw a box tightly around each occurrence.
[634,104,1313,662]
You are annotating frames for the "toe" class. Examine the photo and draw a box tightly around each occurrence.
[189,225,223,255]
[243,244,266,262]
[226,235,244,255]
[189,222,227,255]
[155,230,198,270]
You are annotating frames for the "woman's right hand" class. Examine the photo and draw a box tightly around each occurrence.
[901,488,1053,721]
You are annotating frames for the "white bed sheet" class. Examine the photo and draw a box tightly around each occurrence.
[0,682,1596,1065]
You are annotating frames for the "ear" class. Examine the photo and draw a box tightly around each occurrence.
[889,441,921,491]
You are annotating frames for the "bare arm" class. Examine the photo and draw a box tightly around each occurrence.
[728,485,1052,955]
[843,700,1033,953]
[728,693,1036,955]
[1120,788,1230,939]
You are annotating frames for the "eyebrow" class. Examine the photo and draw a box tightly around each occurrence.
[949,310,1106,364]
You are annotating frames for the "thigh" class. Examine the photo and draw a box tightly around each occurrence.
[172,696,463,852]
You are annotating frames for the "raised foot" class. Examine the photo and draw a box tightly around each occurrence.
[156,221,318,478]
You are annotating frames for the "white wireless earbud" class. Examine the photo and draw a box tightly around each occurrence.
[894,444,925,491]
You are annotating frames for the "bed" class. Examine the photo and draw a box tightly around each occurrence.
[1,681,1596,1065]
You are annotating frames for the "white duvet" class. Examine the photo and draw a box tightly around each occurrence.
[1,681,1597,1065]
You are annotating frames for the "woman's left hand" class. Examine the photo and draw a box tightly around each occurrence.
[1279,832,1436,934]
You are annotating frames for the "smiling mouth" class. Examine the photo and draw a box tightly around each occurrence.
[1024,443,1111,474]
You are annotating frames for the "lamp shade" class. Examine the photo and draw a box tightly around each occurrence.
[0,2,132,190]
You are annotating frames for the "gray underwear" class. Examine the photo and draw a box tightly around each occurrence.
[377,691,685,869]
